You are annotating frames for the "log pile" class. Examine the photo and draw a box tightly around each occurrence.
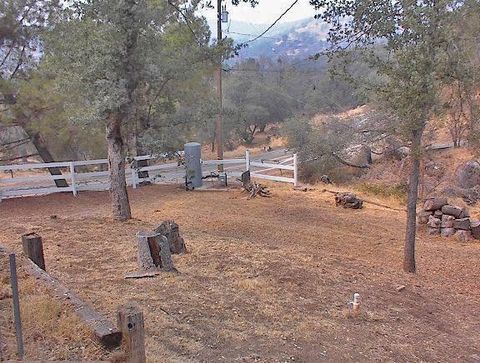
[418,197,480,241]
[335,192,364,209]
[240,171,271,199]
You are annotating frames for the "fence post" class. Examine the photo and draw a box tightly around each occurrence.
[117,303,146,363]
[293,153,298,187]
[69,162,77,196]
[131,167,137,189]
[9,254,24,360]
[245,150,250,171]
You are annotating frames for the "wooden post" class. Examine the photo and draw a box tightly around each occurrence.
[9,254,24,359]
[69,162,77,196]
[136,232,157,271]
[22,232,45,271]
[293,153,298,187]
[118,303,146,363]
[131,167,137,189]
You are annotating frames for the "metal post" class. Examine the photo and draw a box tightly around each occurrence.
[215,0,224,172]
[245,150,250,171]
[9,254,24,359]
[293,153,298,187]
[69,162,77,196]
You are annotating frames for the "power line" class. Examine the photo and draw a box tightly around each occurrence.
[245,0,300,43]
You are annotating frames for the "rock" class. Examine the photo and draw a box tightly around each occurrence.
[459,207,470,219]
[441,204,463,218]
[441,228,455,237]
[427,227,441,235]
[427,215,441,228]
[456,160,480,189]
[471,220,480,240]
[434,210,443,218]
[154,220,187,254]
[417,210,433,224]
[453,218,471,231]
[335,192,363,209]
[396,285,406,292]
[424,197,448,211]
[441,215,455,228]
[455,230,472,242]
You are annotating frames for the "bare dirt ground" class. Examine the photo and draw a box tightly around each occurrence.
[1,184,480,362]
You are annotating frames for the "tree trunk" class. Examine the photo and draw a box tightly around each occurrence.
[30,132,69,188]
[403,128,423,273]
[106,117,131,221]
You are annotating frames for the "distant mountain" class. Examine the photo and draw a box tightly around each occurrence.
[207,18,330,61]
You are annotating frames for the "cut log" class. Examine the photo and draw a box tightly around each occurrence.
[117,303,146,363]
[455,230,472,242]
[21,233,45,271]
[23,260,121,348]
[424,197,448,211]
[441,205,463,218]
[441,215,455,228]
[441,228,455,237]
[471,220,480,240]
[154,221,186,254]
[453,218,471,231]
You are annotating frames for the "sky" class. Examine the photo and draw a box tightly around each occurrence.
[199,0,316,25]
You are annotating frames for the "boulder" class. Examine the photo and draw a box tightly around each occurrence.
[455,230,472,242]
[453,218,471,231]
[441,204,463,218]
[427,227,441,235]
[427,215,441,228]
[441,228,456,237]
[417,210,433,224]
[441,215,455,228]
[434,210,443,218]
[335,192,364,209]
[459,207,470,219]
[424,197,448,211]
[456,160,480,189]
[471,220,480,240]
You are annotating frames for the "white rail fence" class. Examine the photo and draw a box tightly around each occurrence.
[0,150,297,200]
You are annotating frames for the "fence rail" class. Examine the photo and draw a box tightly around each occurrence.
[0,151,298,200]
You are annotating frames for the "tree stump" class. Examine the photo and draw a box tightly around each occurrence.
[21,233,45,270]
[136,232,158,271]
[117,303,146,363]
[154,221,186,254]
[136,232,177,272]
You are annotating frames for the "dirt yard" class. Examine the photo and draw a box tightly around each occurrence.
[1,184,480,362]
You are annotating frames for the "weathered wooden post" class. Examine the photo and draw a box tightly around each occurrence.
[69,162,77,196]
[9,254,24,359]
[118,302,146,363]
[136,232,158,271]
[22,232,45,270]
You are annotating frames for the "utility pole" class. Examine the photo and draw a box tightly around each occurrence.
[215,0,224,172]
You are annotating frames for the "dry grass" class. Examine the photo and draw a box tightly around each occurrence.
[0,184,479,362]
[0,254,109,361]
